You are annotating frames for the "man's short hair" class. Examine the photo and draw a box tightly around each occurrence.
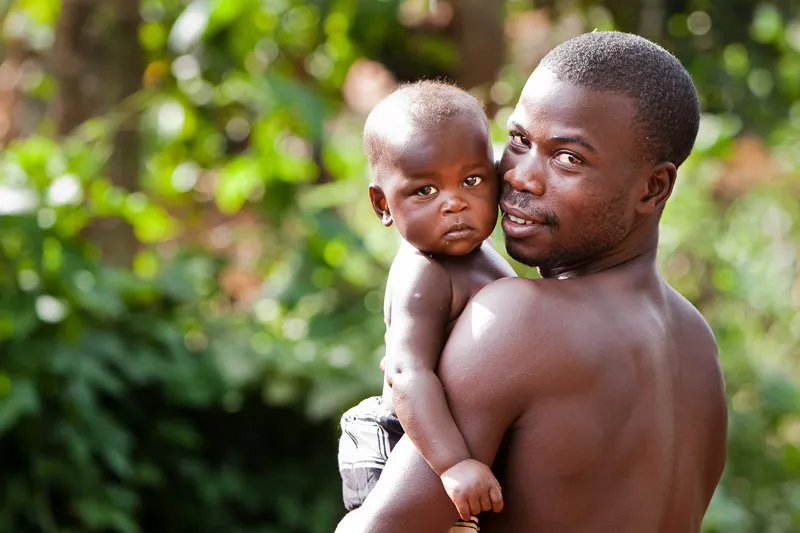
[363,80,488,180]
[540,31,700,168]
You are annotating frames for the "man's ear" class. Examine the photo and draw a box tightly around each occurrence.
[635,161,677,216]
[368,184,393,227]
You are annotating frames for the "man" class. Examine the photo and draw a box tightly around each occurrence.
[336,31,728,533]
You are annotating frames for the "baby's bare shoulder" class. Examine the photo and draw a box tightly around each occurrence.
[385,244,453,308]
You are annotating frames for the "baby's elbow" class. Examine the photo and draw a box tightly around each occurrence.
[387,364,422,399]
[386,364,407,390]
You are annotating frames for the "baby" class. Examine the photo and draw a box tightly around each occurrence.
[337,81,516,530]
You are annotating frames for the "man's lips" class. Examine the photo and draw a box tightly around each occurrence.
[500,202,550,239]
[499,203,547,225]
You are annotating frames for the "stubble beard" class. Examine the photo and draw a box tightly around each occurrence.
[504,195,630,272]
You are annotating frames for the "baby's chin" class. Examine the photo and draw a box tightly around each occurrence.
[406,236,487,258]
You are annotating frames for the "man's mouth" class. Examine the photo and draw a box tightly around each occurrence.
[500,202,551,226]
[506,214,534,225]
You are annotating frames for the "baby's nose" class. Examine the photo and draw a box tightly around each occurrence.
[441,194,468,214]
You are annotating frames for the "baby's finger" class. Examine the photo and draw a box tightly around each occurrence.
[468,493,483,518]
[480,491,493,513]
[490,483,504,513]
[454,497,472,522]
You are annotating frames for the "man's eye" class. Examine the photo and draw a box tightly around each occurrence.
[417,185,438,196]
[509,132,527,145]
[554,152,581,165]
[463,176,483,187]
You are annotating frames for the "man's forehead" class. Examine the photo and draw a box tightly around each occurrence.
[509,67,636,134]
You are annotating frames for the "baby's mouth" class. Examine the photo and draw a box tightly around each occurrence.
[443,223,475,240]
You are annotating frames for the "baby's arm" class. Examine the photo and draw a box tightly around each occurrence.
[386,254,502,520]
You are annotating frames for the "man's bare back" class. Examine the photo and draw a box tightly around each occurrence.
[458,263,727,532]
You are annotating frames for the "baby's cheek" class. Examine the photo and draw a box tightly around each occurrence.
[480,202,500,230]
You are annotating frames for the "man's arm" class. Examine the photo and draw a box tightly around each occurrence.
[337,278,540,533]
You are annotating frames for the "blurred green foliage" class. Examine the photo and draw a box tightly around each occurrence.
[0,0,798,532]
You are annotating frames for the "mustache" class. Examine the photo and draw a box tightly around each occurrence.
[500,183,560,228]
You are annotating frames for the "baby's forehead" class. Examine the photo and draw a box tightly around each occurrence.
[404,113,488,147]
[378,101,486,142]
[384,126,492,181]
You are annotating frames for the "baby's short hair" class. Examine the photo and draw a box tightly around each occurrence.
[363,80,488,181]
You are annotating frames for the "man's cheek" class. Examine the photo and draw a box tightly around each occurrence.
[497,149,516,176]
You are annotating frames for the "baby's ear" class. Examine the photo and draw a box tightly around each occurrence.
[368,184,393,227]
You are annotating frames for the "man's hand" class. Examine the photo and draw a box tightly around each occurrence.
[440,458,504,521]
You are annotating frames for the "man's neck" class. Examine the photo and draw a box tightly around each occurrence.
[539,229,660,280]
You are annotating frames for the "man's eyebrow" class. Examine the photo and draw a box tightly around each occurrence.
[509,119,599,155]
[508,119,527,133]
[550,134,598,154]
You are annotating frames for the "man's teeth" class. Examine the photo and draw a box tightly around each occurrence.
[507,214,534,225]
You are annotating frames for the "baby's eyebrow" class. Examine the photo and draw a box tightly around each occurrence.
[405,172,438,180]
[461,162,489,172]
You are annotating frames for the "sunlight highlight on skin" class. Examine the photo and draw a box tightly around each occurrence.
[364,101,415,150]
[468,300,497,341]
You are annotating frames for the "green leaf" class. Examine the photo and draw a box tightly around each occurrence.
[214,156,262,214]
[0,378,39,435]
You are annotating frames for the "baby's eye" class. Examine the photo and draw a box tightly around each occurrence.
[554,152,582,165]
[417,185,438,196]
[463,176,483,187]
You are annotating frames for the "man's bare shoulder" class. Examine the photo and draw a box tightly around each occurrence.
[664,280,719,354]
[447,277,579,371]
[467,276,565,323]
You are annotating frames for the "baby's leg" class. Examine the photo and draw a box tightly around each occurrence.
[337,396,404,510]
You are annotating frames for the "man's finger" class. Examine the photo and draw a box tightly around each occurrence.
[490,484,504,513]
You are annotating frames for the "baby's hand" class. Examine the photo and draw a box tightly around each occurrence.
[440,458,504,521]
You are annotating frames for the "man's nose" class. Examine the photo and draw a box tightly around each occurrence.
[503,154,545,196]
[441,193,468,214]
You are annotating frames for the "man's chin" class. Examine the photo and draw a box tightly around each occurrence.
[504,239,544,268]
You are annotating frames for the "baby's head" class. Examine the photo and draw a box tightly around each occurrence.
[364,81,498,257]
